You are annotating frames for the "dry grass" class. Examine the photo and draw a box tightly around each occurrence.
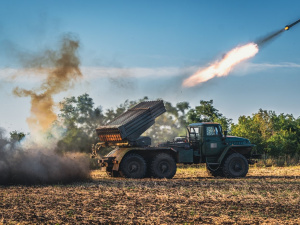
[0,166,299,224]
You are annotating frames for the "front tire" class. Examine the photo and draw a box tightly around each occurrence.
[119,154,147,178]
[222,153,249,178]
[151,153,176,179]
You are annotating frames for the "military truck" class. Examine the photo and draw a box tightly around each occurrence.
[94,100,259,179]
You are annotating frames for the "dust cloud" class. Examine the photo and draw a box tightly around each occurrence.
[0,128,90,185]
[0,34,91,185]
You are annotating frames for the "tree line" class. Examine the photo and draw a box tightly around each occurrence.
[11,94,300,162]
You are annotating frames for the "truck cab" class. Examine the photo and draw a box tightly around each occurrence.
[188,122,253,158]
[169,122,257,177]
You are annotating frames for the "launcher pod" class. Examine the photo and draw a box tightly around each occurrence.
[96,100,165,145]
[94,100,260,179]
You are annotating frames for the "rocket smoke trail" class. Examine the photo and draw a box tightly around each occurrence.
[255,29,285,47]
[257,19,300,46]
[183,18,300,87]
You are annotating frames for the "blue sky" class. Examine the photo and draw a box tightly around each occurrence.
[0,0,300,132]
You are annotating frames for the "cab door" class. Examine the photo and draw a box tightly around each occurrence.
[203,125,224,157]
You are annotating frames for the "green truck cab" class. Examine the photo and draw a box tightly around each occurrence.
[94,101,259,179]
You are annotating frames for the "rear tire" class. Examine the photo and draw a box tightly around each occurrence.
[151,153,176,179]
[119,154,147,178]
[222,153,249,178]
[206,164,224,177]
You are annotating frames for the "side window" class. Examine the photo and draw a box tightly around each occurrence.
[206,126,219,136]
[218,125,222,134]
[189,127,199,140]
[194,128,199,138]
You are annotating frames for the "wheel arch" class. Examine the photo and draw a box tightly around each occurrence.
[218,145,253,164]
[127,148,177,163]
[112,147,177,171]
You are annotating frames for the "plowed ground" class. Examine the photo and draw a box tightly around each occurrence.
[1,166,299,224]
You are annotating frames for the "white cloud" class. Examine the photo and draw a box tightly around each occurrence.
[80,66,189,80]
[0,68,47,82]
[247,62,300,70]
[0,62,299,82]
[231,62,300,76]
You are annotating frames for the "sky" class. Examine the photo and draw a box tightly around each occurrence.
[0,0,300,132]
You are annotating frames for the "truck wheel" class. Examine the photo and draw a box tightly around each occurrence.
[119,154,147,178]
[206,164,224,177]
[222,153,249,178]
[151,153,176,179]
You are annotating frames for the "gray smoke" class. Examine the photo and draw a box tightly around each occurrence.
[256,28,285,47]
[0,128,90,185]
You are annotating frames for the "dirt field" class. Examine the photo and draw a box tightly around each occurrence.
[0,166,299,224]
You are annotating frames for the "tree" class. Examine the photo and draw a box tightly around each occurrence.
[187,100,232,131]
[144,100,191,144]
[232,109,300,158]
[55,93,105,153]
[144,101,180,144]
[176,101,190,128]
[54,94,300,162]
[231,115,265,154]
[10,131,26,142]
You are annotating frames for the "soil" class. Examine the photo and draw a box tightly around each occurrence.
[0,166,299,224]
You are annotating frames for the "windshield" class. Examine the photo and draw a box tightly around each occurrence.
[206,125,222,136]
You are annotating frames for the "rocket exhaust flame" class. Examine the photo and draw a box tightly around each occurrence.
[183,18,300,87]
[183,43,259,87]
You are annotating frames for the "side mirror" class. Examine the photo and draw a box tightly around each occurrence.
[222,130,227,141]
[224,130,228,137]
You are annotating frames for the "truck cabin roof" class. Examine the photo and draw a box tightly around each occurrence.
[188,122,220,127]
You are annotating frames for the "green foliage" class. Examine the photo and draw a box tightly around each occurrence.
[231,115,264,153]
[231,109,300,158]
[187,100,232,131]
[144,100,190,144]
[52,94,300,162]
[10,131,26,142]
[55,93,105,153]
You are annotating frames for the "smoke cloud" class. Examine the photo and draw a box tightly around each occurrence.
[0,128,90,185]
[13,33,82,134]
[0,34,91,185]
